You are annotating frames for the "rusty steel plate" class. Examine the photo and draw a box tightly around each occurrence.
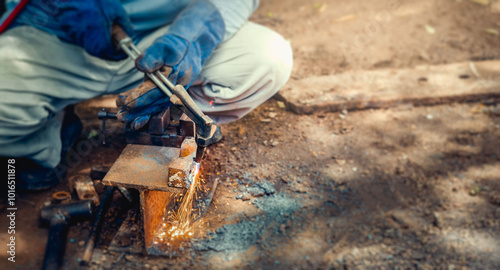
[103,144,192,192]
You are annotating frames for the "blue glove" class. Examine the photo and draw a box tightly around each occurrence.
[10,0,133,60]
[116,0,225,130]
[116,68,173,130]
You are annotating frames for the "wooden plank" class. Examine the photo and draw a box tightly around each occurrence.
[277,61,500,114]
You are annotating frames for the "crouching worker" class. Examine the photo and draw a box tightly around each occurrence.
[0,0,292,190]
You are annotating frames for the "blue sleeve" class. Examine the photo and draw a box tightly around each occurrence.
[209,0,259,41]
[121,0,192,37]
[0,0,22,26]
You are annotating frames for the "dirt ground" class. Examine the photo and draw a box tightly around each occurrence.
[1,0,500,269]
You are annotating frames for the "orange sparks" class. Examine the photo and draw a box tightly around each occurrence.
[152,162,203,254]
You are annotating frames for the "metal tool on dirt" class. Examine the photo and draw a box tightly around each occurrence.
[40,200,93,270]
[80,186,115,265]
[78,167,135,265]
[97,108,117,145]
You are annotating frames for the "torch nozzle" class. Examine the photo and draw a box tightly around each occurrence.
[195,146,206,163]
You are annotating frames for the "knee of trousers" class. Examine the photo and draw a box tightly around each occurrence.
[0,100,63,168]
[191,24,294,123]
[248,24,294,97]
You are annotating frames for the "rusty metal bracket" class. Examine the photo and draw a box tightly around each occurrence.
[102,140,198,255]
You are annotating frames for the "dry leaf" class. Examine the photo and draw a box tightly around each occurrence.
[469,0,489,6]
[425,25,436,34]
[485,28,499,35]
[333,14,356,23]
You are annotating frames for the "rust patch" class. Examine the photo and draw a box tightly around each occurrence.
[180,137,196,158]
[103,144,182,192]
[142,190,174,247]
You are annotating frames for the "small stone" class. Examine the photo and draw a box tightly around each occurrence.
[261,118,271,123]
[490,194,500,206]
[280,176,289,183]
[335,159,346,166]
[341,109,348,115]
[391,212,409,229]
[69,238,76,244]
[491,107,500,116]
[258,182,276,195]
[272,141,279,147]
[469,186,481,196]
[78,241,85,247]
[238,126,246,136]
[269,112,278,118]
[125,255,135,262]
[248,187,265,197]
[242,193,251,201]
[426,114,434,120]
[231,147,237,151]
[120,237,132,247]
[385,228,395,238]
[433,212,442,228]
[236,194,243,200]
[339,114,346,119]
[277,101,286,109]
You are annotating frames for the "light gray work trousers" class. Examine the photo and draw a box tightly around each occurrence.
[0,22,293,168]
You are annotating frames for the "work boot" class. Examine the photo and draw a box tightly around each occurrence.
[13,106,83,191]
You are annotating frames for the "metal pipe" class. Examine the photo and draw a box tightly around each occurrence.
[80,186,115,265]
[40,201,94,270]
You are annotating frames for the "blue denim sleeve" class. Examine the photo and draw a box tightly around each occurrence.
[8,0,133,60]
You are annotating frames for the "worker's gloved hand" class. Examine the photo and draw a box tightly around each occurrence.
[11,0,133,60]
[116,0,225,130]
[116,68,173,130]
[136,0,225,87]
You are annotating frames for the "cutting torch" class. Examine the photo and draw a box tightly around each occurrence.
[111,25,213,164]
